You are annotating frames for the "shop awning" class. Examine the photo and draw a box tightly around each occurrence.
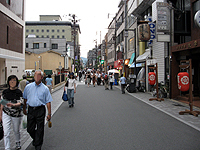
[130,62,145,68]
[136,49,150,63]
[129,53,135,65]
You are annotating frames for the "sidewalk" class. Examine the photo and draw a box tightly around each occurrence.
[1,82,200,149]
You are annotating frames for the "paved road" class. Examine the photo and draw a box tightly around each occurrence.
[26,84,200,150]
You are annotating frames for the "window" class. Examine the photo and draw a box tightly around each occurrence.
[52,35,54,38]
[26,43,29,48]
[62,29,65,32]
[44,43,46,48]
[62,36,65,38]
[6,0,10,5]
[41,35,44,38]
[26,29,29,32]
[52,29,54,32]
[41,29,44,32]
[36,29,39,32]
[47,35,49,38]
[47,29,49,32]
[52,44,58,49]
[33,43,39,49]
[31,29,34,32]
[57,35,60,38]
[36,35,39,38]
[57,29,60,32]
[7,26,9,44]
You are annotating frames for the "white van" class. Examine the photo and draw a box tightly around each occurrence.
[24,69,35,76]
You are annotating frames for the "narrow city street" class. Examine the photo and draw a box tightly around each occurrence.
[26,83,200,150]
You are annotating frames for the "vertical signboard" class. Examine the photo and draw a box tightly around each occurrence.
[147,17,156,47]
[157,2,170,32]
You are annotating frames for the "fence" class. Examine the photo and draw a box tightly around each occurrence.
[53,74,66,87]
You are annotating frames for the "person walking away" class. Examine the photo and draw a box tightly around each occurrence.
[45,74,53,94]
[92,71,97,87]
[65,73,76,108]
[120,74,126,94]
[104,72,109,90]
[19,74,29,93]
[0,75,23,150]
[23,70,52,150]
[79,71,82,82]
[109,73,115,90]
[97,71,101,86]
[86,71,91,87]
[101,71,105,85]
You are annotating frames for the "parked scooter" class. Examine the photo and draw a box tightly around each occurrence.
[136,67,145,92]
[152,81,167,98]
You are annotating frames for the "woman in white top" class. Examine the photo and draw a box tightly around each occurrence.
[109,73,115,90]
[65,73,76,108]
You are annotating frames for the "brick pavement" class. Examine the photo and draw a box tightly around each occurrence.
[0,81,200,149]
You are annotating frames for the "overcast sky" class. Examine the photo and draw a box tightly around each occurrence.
[25,0,120,58]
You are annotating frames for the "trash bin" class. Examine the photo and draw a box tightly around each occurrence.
[127,74,136,93]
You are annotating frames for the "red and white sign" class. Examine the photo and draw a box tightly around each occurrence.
[148,72,156,85]
[177,72,189,91]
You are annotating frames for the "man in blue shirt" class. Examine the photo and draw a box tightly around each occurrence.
[120,74,126,94]
[23,70,53,150]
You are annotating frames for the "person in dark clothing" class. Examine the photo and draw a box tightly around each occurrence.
[79,71,82,82]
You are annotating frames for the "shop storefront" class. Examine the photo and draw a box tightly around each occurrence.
[171,39,200,105]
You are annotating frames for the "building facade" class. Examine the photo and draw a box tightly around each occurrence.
[171,0,200,101]
[25,15,81,73]
[25,37,69,73]
[0,0,25,85]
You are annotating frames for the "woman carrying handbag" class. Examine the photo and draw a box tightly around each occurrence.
[65,73,76,108]
[0,75,23,150]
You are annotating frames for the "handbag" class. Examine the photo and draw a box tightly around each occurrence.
[0,121,3,140]
[62,87,68,101]
[22,115,27,129]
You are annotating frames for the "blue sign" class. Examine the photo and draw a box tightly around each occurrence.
[146,17,156,47]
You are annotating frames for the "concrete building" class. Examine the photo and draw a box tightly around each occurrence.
[0,0,25,85]
[25,37,70,73]
[25,15,81,73]
[107,18,116,69]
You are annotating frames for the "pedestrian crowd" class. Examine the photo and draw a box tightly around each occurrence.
[82,69,126,94]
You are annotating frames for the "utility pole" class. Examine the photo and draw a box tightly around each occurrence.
[72,14,76,73]
[123,0,128,76]
[105,34,108,72]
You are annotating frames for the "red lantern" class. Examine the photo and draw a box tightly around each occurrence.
[148,72,156,85]
[177,72,189,91]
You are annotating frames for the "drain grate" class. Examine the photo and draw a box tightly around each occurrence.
[172,103,185,107]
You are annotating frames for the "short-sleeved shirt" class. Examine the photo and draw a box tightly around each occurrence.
[23,82,53,107]
[45,77,52,85]
[66,79,76,90]
[120,77,126,84]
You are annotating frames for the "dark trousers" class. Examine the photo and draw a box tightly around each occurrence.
[27,106,46,147]
[121,84,126,93]
[110,82,113,89]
